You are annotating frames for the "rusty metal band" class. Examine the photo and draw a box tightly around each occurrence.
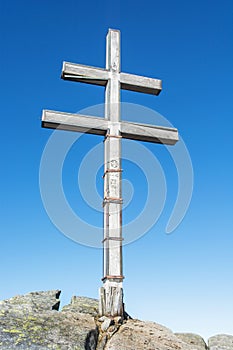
[102,168,123,178]
[102,237,124,243]
[102,275,125,281]
[105,134,122,139]
[103,197,123,206]
[104,196,123,201]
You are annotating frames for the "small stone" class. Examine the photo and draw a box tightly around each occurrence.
[98,316,108,322]
[114,316,123,325]
[101,318,114,332]
[108,325,118,334]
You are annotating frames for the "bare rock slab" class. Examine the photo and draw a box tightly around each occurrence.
[62,295,99,317]
[208,334,233,350]
[0,290,61,313]
[0,291,98,350]
[1,290,233,350]
[175,333,208,350]
[105,319,194,350]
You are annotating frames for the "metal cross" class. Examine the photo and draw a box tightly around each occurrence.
[42,29,178,317]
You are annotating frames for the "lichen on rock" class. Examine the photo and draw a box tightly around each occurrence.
[0,290,98,350]
[0,290,232,350]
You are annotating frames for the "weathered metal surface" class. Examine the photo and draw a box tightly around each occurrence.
[102,30,123,316]
[62,62,109,86]
[120,72,162,95]
[120,120,178,145]
[99,282,124,317]
[62,61,162,95]
[41,28,178,317]
[42,110,178,145]
[42,110,108,135]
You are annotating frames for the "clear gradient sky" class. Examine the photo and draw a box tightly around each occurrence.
[1,0,233,340]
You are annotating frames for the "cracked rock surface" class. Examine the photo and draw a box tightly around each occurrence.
[0,290,232,350]
[0,291,98,349]
[104,319,195,350]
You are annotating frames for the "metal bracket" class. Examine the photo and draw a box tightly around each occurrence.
[102,168,123,178]
[102,237,124,243]
[104,133,122,142]
[103,197,123,206]
[102,275,125,281]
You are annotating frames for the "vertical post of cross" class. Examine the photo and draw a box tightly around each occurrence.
[99,29,124,317]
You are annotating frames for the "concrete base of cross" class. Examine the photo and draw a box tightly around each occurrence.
[99,281,124,317]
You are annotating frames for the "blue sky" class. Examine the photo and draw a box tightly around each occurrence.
[1,0,233,340]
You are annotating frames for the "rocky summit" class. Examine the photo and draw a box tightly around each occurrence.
[0,290,232,350]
